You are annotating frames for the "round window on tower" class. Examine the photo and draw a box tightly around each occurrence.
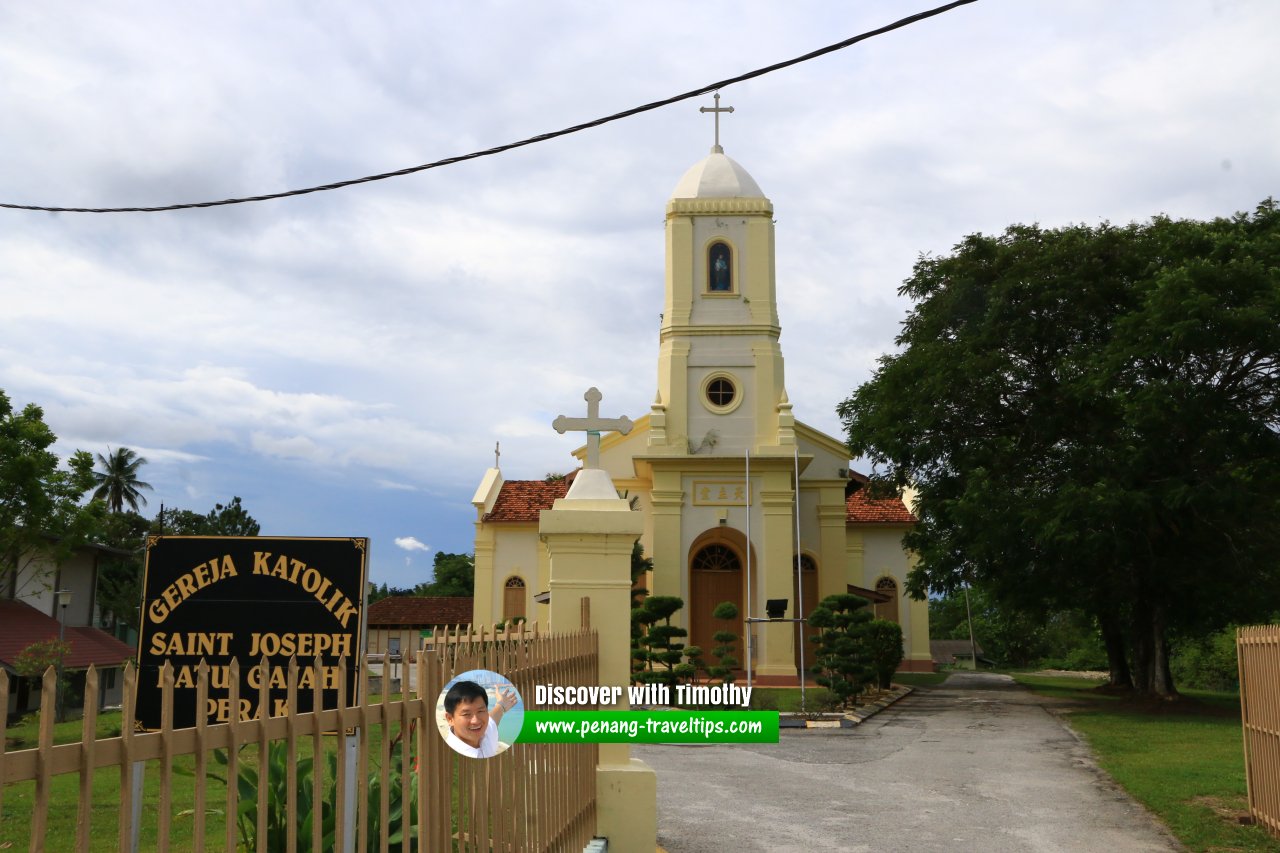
[701,373,742,414]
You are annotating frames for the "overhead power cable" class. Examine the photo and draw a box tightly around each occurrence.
[1,0,977,214]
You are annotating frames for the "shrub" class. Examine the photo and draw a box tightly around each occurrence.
[1170,627,1240,692]
[631,596,696,687]
[12,639,71,679]
[707,601,740,685]
[214,734,418,851]
[807,594,874,708]
[865,620,904,689]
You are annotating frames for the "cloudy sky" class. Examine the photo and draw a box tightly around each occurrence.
[2,1,1276,589]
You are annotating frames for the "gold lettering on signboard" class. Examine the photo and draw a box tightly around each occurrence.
[251,552,361,628]
[147,555,239,624]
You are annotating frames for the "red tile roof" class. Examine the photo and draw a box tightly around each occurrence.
[484,479,570,522]
[846,583,892,604]
[366,596,474,626]
[846,487,916,525]
[0,600,134,671]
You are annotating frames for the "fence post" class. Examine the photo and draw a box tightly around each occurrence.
[540,480,657,853]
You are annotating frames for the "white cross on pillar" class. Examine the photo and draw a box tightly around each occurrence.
[552,387,634,470]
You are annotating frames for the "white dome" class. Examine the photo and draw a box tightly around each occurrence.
[670,152,765,199]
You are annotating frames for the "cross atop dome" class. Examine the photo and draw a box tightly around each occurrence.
[699,92,734,154]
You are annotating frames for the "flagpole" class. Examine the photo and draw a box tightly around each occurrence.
[745,448,752,691]
[794,446,805,713]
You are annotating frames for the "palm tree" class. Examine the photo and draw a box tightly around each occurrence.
[91,447,153,513]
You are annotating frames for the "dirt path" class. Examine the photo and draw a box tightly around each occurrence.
[635,672,1181,852]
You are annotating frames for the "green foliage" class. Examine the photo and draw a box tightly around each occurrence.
[203,496,261,536]
[91,499,261,630]
[214,738,419,851]
[706,601,739,684]
[0,391,98,591]
[13,638,72,720]
[12,638,71,679]
[154,496,261,536]
[630,540,652,603]
[416,552,474,597]
[841,200,1280,698]
[865,620,904,689]
[90,447,153,513]
[1170,627,1240,692]
[965,598,1048,669]
[807,594,874,708]
[933,587,1110,670]
[1035,610,1109,671]
[927,592,970,640]
[631,595,697,687]
[90,509,149,631]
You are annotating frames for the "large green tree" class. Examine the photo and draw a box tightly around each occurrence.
[840,200,1280,699]
[92,508,150,632]
[96,498,262,631]
[0,391,97,594]
[91,447,153,513]
[417,552,474,597]
[153,496,260,536]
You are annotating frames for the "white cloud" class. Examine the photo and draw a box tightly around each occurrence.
[2,0,1277,582]
[394,537,430,553]
[375,479,419,492]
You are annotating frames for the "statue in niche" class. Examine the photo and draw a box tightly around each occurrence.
[709,243,732,292]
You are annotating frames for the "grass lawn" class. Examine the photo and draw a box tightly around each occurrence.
[1012,673,1280,852]
[2,710,234,852]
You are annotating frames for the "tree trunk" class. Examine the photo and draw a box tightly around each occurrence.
[1099,610,1132,689]
[1147,604,1179,700]
[1129,601,1180,700]
[1130,599,1153,695]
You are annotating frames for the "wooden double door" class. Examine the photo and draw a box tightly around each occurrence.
[689,542,744,668]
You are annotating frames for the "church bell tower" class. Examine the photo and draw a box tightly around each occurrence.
[648,96,793,458]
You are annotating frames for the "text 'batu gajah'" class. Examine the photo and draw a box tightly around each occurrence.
[157,663,344,691]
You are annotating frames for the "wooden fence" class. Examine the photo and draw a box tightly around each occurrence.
[1238,624,1280,840]
[0,620,599,852]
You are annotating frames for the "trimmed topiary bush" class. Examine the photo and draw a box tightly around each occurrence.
[807,593,874,708]
[865,619,904,689]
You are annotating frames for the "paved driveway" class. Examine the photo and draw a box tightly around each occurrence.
[634,672,1180,853]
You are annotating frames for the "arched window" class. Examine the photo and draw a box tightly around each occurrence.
[503,576,526,622]
[874,576,899,624]
[692,544,739,573]
[708,242,733,292]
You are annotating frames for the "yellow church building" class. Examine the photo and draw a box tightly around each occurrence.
[470,124,932,683]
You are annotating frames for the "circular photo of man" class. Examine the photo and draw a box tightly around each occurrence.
[435,669,524,758]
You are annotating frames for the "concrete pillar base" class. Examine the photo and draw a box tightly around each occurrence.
[596,759,658,853]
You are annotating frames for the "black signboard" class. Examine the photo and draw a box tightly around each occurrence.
[135,536,368,730]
